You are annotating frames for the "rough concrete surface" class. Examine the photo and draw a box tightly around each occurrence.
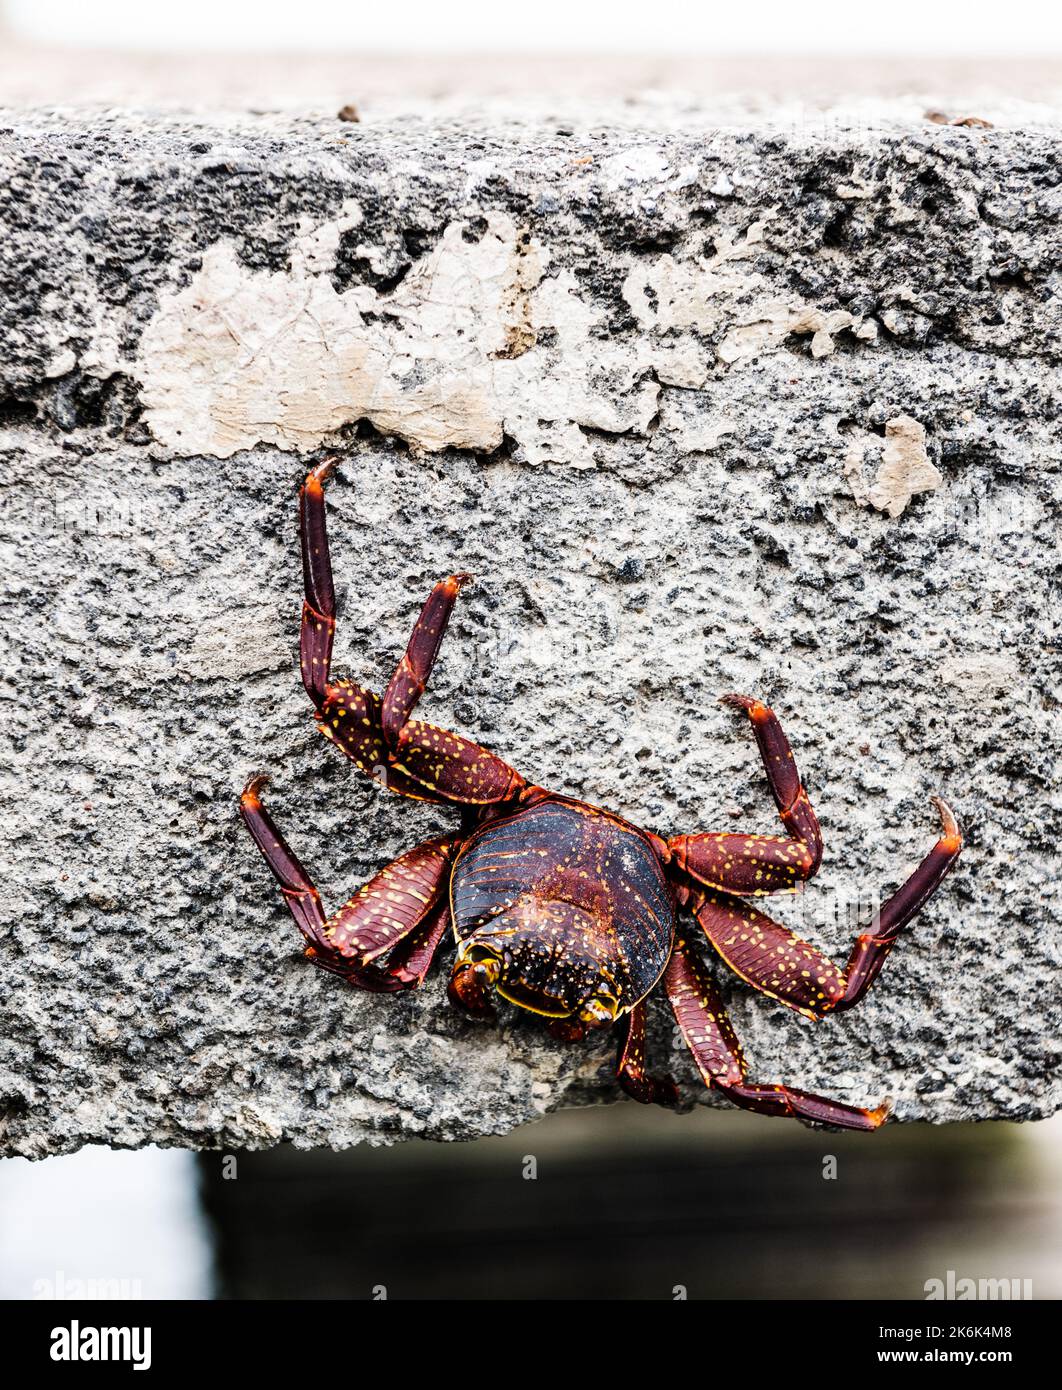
[0,106,1059,1158]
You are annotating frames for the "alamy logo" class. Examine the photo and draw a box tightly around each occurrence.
[50,1320,152,1370]
[924,1270,1032,1300]
[33,1269,142,1300]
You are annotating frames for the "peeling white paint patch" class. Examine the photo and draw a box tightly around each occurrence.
[720,304,876,364]
[621,222,767,335]
[651,340,711,389]
[135,204,884,464]
[657,387,735,452]
[137,214,524,456]
[871,415,943,516]
[845,414,943,518]
[622,221,874,367]
[135,212,660,465]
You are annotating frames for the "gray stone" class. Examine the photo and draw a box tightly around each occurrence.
[0,108,1059,1159]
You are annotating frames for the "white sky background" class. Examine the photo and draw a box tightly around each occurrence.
[0,1148,212,1299]
[5,0,1062,55]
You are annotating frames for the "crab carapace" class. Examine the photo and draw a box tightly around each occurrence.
[240,459,962,1130]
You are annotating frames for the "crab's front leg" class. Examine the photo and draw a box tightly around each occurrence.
[299,458,339,707]
[298,459,529,810]
[380,572,470,747]
[239,775,457,990]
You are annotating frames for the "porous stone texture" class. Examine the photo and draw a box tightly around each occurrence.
[0,108,1059,1158]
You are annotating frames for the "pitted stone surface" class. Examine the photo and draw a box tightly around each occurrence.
[0,110,1059,1157]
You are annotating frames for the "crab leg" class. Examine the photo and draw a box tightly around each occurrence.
[689,798,962,1019]
[299,459,339,707]
[381,573,471,748]
[615,1000,678,1106]
[722,693,823,858]
[297,460,526,809]
[297,461,427,798]
[670,694,824,892]
[372,574,527,804]
[839,798,962,1006]
[380,899,453,990]
[666,936,891,1131]
[239,775,457,990]
[668,695,824,895]
[316,675,525,808]
[669,831,816,897]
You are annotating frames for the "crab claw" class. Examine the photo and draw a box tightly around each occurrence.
[579,996,619,1029]
[448,953,499,1018]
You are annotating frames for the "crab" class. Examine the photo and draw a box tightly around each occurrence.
[240,459,963,1130]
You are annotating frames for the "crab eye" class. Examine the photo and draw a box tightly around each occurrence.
[464,944,500,967]
[579,996,618,1028]
[456,943,502,986]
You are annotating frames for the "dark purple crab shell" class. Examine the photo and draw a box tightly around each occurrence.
[448,795,677,1019]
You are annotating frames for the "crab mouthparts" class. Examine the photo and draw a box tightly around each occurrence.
[450,938,619,1026]
[495,976,572,1016]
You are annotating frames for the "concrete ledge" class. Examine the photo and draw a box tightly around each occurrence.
[0,108,1059,1157]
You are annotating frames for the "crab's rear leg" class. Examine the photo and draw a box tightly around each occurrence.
[666,936,891,1130]
[615,1000,678,1107]
[669,832,817,897]
[835,798,961,1009]
[239,775,457,990]
[720,693,822,856]
[689,798,961,1019]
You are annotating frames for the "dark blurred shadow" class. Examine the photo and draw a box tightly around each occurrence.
[197,1104,1057,1299]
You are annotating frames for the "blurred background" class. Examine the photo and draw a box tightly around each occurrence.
[0,0,1060,119]
[3,1109,1061,1298]
[1,0,1059,1300]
